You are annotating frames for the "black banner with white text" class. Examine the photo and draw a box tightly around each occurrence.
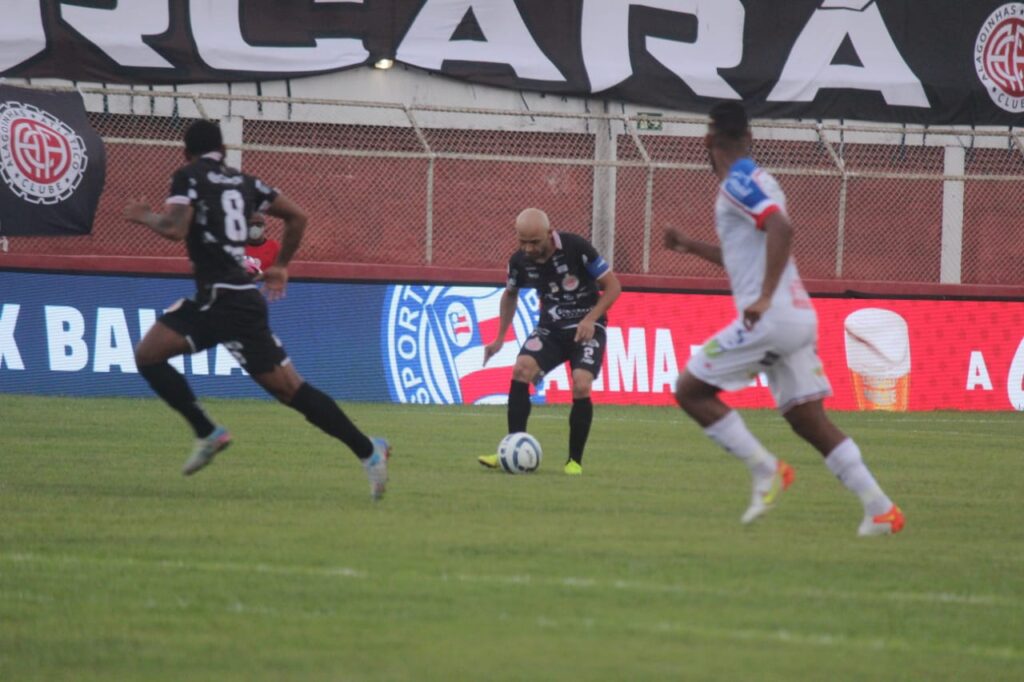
[3,1,1024,125]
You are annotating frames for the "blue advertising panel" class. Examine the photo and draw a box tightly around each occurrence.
[0,271,392,399]
[0,271,542,403]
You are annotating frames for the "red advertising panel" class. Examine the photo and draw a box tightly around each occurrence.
[541,293,1024,412]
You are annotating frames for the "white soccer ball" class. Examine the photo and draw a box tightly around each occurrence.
[498,432,542,474]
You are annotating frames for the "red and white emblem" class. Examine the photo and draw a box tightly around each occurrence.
[445,301,475,348]
[976,4,1024,112]
[561,274,579,292]
[0,102,88,204]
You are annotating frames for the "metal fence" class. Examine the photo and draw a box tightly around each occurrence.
[5,86,1023,286]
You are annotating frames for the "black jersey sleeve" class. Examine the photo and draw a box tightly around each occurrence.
[567,233,611,279]
[251,176,279,212]
[167,167,195,205]
[505,256,522,291]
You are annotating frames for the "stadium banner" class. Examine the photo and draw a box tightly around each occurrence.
[0,84,106,237]
[2,271,1023,411]
[2,1,1024,126]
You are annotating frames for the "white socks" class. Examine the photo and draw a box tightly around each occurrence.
[825,438,891,516]
[704,410,777,479]
[704,414,893,522]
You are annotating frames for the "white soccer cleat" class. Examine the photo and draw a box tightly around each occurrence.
[741,460,795,524]
[362,437,390,500]
[182,426,232,476]
[857,504,905,537]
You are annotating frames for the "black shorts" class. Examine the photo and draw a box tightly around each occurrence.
[159,285,288,375]
[518,324,606,378]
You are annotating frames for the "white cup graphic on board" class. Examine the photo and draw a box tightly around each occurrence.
[844,308,910,411]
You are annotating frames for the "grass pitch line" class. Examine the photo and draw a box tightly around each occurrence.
[2,552,366,581]
[528,615,1022,661]
[3,552,1012,609]
[450,572,1013,608]
[4,553,1020,661]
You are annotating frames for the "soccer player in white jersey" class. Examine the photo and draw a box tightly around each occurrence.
[664,101,903,536]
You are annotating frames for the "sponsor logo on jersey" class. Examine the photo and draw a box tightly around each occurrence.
[702,338,724,358]
[0,102,88,205]
[725,173,754,199]
[976,4,1024,112]
[206,171,244,186]
[383,285,540,404]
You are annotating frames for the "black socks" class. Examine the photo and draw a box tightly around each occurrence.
[289,382,373,459]
[138,362,215,438]
[568,397,593,465]
[508,379,593,465]
[507,380,531,433]
[139,364,372,459]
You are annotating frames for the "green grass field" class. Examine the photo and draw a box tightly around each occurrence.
[1,395,1021,681]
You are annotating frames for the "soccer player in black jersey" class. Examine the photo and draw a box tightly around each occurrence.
[478,208,621,475]
[123,120,389,499]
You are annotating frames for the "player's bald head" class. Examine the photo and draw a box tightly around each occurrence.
[515,208,550,237]
[515,208,554,262]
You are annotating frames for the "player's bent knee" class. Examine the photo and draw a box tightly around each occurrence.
[512,359,541,384]
[134,345,166,368]
[134,348,152,368]
[270,386,296,403]
[570,371,594,400]
[783,401,821,433]
[674,379,694,410]
[674,374,711,413]
[253,364,303,403]
[275,379,303,404]
[512,368,534,383]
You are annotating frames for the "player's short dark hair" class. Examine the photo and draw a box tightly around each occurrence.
[184,120,223,156]
[708,101,749,141]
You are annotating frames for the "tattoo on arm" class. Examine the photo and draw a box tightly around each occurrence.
[146,204,192,241]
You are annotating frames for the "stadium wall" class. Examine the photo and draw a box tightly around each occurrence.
[2,80,1023,288]
[2,75,1021,410]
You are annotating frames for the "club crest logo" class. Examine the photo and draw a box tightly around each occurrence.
[975,4,1024,112]
[384,285,541,404]
[444,300,475,348]
[0,102,88,204]
[562,274,579,292]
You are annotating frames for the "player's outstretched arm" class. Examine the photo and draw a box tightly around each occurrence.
[483,288,518,366]
[123,200,192,241]
[663,227,723,266]
[261,194,308,301]
[265,193,307,267]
